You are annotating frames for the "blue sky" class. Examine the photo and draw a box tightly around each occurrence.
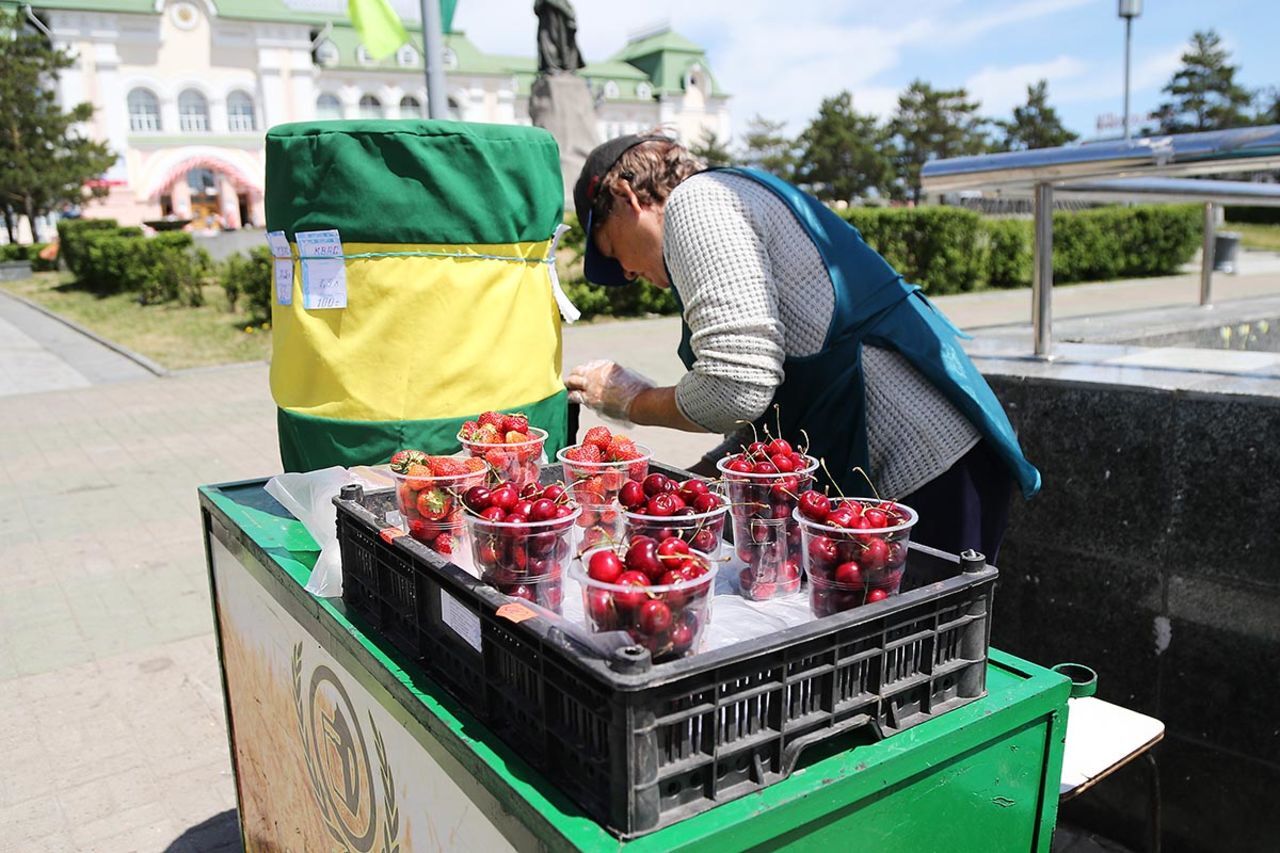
[452,0,1278,141]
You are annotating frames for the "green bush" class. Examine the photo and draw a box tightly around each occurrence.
[56,218,120,279]
[70,225,208,304]
[0,242,55,270]
[1052,204,1199,283]
[984,219,1032,288]
[221,245,274,320]
[842,207,989,295]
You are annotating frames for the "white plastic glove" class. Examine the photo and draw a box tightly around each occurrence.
[565,359,655,422]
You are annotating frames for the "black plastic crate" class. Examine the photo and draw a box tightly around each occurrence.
[335,463,997,838]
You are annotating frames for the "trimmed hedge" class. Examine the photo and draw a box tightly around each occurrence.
[221,245,274,321]
[842,207,989,295]
[57,218,211,305]
[0,242,57,271]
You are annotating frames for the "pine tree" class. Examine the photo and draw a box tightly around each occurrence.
[1154,30,1254,133]
[998,80,1078,151]
[0,8,116,242]
[795,91,891,202]
[689,127,733,168]
[739,115,797,181]
[889,80,989,203]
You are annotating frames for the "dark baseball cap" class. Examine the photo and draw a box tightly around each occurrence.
[573,134,668,287]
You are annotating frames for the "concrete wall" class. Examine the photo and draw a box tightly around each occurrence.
[982,365,1280,853]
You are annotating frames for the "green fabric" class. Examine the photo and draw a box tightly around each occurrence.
[265,121,563,244]
[348,0,407,60]
[277,389,569,472]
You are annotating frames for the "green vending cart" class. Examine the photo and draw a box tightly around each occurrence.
[200,478,1070,852]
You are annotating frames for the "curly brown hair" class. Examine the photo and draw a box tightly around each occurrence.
[591,135,705,228]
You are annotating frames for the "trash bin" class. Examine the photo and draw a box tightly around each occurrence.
[1214,231,1242,273]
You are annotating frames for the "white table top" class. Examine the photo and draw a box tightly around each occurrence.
[1060,696,1165,799]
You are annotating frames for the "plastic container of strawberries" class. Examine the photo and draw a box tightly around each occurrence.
[335,461,998,839]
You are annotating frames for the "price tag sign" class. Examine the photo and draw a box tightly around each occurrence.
[265,230,291,258]
[266,231,294,305]
[495,603,538,624]
[296,229,347,310]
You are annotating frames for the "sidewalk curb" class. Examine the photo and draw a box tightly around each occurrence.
[0,289,170,377]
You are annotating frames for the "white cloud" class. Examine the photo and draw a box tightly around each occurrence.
[965,55,1089,117]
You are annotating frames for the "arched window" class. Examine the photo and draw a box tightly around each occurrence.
[127,88,161,132]
[447,97,461,121]
[636,82,652,100]
[356,45,374,66]
[358,94,383,119]
[442,47,458,71]
[397,44,418,67]
[316,93,342,120]
[227,91,256,132]
[314,40,339,67]
[603,81,620,100]
[399,95,422,118]
[178,89,209,132]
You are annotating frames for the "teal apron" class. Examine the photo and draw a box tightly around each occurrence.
[669,167,1040,500]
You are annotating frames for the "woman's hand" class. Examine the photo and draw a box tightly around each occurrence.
[565,360,655,421]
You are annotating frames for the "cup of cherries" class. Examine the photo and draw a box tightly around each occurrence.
[389,450,488,558]
[462,477,581,612]
[574,537,716,662]
[715,437,817,600]
[794,489,918,617]
[619,472,727,556]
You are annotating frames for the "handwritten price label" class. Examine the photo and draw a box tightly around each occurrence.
[296,229,347,310]
[495,603,538,624]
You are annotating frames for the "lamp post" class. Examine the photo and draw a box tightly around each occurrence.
[1118,0,1142,141]
[419,0,447,119]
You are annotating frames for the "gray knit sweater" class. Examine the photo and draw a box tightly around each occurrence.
[663,171,979,499]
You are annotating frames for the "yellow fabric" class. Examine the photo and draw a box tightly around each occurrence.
[270,240,564,422]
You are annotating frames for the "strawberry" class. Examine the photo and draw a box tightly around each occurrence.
[427,456,468,477]
[462,457,486,473]
[606,436,636,461]
[471,423,501,444]
[458,420,479,440]
[389,448,427,474]
[504,430,529,444]
[484,448,510,469]
[405,462,433,490]
[563,444,603,464]
[478,410,505,429]
[502,413,529,433]
[583,426,612,451]
[417,488,453,521]
[432,531,456,555]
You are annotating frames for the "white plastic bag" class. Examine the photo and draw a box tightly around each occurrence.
[265,466,388,598]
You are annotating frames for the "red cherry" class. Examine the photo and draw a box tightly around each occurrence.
[752,461,778,475]
[727,457,754,474]
[658,570,688,607]
[863,509,888,529]
[770,453,796,473]
[767,438,793,456]
[797,490,831,522]
[867,588,889,603]
[489,484,518,512]
[587,588,616,627]
[625,538,662,578]
[588,549,625,583]
[834,560,864,586]
[638,599,673,635]
[619,479,646,509]
[770,475,799,502]
[808,535,839,566]
[646,493,679,517]
[519,481,541,500]
[463,486,492,512]
[677,479,710,504]
[478,506,505,522]
[746,441,769,459]
[554,504,574,519]
[541,484,567,503]
[861,537,890,570]
[671,621,695,652]
[529,498,558,522]
[826,506,855,528]
[676,556,707,578]
[508,583,536,601]
[657,537,691,560]
[692,492,721,513]
[642,473,675,497]
[512,499,535,518]
[613,571,650,610]
[690,528,718,553]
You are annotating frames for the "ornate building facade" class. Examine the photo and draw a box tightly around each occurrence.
[20,0,731,227]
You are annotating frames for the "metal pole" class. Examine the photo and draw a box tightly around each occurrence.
[1032,182,1055,358]
[1200,201,1216,306]
[1123,16,1133,141]
[419,0,447,119]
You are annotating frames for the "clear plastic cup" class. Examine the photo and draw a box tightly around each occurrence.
[557,443,653,549]
[457,426,547,488]
[716,454,818,600]
[795,500,918,617]
[622,494,728,557]
[574,546,716,662]
[465,506,582,613]
[391,466,487,559]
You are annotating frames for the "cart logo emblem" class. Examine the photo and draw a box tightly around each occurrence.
[292,644,401,852]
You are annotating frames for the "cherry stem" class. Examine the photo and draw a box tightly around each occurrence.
[818,457,850,502]
[773,404,783,446]
[799,428,812,456]
[849,466,881,502]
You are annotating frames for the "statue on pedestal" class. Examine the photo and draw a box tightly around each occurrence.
[535,0,586,74]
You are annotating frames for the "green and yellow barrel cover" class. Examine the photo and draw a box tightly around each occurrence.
[265,120,569,472]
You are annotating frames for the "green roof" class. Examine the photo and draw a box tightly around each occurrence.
[609,27,726,97]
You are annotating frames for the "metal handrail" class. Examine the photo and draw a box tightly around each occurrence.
[920,125,1280,357]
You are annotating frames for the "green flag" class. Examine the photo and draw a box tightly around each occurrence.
[349,0,408,60]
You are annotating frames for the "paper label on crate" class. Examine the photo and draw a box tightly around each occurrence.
[296,229,347,310]
[274,258,293,305]
[440,589,483,653]
[265,230,291,258]
[495,603,537,624]
[378,526,406,545]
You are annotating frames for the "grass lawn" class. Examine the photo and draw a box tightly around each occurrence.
[1234,223,1280,252]
[0,272,271,370]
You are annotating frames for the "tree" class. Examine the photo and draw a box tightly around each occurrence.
[795,91,892,202]
[738,115,798,181]
[1154,30,1254,133]
[689,127,733,168]
[0,9,115,243]
[889,80,989,203]
[1257,87,1280,125]
[997,80,1078,151]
